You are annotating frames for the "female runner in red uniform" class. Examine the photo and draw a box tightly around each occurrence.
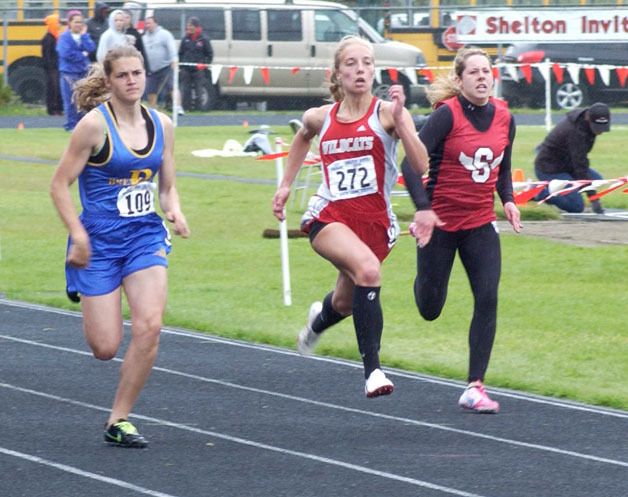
[402,47,522,413]
[272,36,429,397]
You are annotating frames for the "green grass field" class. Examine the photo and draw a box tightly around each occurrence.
[1,124,627,410]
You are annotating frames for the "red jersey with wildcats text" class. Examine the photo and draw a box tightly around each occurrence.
[305,97,398,228]
[431,96,512,231]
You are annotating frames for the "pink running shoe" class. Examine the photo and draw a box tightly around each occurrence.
[365,369,394,398]
[458,381,500,414]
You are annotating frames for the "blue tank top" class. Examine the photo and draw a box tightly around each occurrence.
[78,102,164,218]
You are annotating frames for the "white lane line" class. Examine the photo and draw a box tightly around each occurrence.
[1,298,627,420]
[0,447,181,497]
[2,334,627,468]
[0,383,490,497]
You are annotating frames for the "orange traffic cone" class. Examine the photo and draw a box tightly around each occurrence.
[512,168,525,182]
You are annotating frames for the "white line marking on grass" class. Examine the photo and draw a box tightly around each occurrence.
[0,383,490,497]
[0,446,181,497]
[2,298,628,420]
[2,334,628,468]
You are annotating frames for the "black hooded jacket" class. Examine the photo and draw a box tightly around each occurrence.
[86,2,110,47]
[534,108,597,180]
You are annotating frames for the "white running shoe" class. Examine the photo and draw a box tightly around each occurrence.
[296,301,323,355]
[365,368,394,398]
[458,381,500,414]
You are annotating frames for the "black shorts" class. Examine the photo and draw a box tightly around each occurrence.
[307,220,327,243]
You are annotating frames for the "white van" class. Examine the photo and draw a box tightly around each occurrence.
[124,0,429,110]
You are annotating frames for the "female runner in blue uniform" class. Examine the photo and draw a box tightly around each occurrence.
[402,48,522,413]
[50,45,189,447]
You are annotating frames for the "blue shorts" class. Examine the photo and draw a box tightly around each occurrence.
[146,66,173,96]
[66,213,171,297]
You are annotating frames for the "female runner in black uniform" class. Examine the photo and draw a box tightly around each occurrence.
[402,48,522,413]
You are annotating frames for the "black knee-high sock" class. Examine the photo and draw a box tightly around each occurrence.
[352,286,383,378]
[311,292,346,334]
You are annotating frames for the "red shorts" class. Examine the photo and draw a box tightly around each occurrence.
[304,217,396,262]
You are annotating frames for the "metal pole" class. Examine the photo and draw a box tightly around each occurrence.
[3,14,8,87]
[544,58,552,131]
[275,137,292,306]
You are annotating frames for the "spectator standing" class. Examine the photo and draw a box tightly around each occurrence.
[85,2,110,61]
[41,13,63,116]
[534,103,610,214]
[96,9,132,63]
[142,14,177,107]
[178,17,213,111]
[122,8,149,71]
[56,10,95,131]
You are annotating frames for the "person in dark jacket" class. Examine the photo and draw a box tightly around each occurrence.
[534,103,611,214]
[41,14,63,115]
[178,17,213,111]
[86,2,110,61]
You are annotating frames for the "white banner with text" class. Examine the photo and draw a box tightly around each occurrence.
[455,10,628,43]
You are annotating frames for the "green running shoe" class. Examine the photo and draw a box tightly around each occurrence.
[104,419,148,448]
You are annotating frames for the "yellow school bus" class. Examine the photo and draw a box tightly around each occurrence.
[382,0,623,77]
[0,0,100,103]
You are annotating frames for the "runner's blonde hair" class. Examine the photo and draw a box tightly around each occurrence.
[328,35,374,102]
[74,45,145,112]
[426,47,491,107]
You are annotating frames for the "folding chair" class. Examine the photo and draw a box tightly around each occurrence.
[288,119,322,209]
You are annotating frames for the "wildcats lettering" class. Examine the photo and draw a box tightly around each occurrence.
[321,136,374,155]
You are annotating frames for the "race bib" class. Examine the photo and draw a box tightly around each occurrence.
[117,182,156,217]
[327,155,378,200]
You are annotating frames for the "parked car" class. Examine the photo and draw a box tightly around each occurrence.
[124,0,429,110]
[500,42,628,110]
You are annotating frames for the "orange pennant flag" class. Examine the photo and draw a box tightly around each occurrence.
[514,184,546,205]
[256,152,289,161]
[196,63,208,70]
[492,66,499,80]
[589,179,628,200]
[616,67,628,87]
[228,66,239,84]
[387,67,398,83]
[584,67,596,85]
[291,67,300,75]
[551,63,564,84]
[260,67,270,85]
[520,64,533,84]
[419,68,434,83]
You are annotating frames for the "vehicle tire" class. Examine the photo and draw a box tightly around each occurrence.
[8,66,46,104]
[372,76,410,107]
[197,81,218,111]
[553,81,586,110]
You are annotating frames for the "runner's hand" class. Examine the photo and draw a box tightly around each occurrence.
[272,186,291,221]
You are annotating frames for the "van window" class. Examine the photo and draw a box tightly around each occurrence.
[178,9,226,41]
[232,9,261,41]
[314,9,358,43]
[148,8,226,40]
[267,10,303,42]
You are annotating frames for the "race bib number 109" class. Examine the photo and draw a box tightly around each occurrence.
[327,155,378,200]
[117,182,156,217]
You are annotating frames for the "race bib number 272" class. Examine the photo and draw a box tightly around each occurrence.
[327,155,378,200]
